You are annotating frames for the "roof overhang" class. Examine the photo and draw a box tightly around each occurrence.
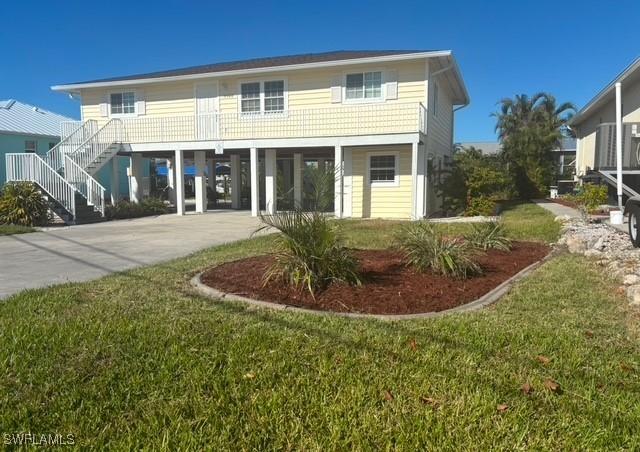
[570,56,640,126]
[51,50,470,105]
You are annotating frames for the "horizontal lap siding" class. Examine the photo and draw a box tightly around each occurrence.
[78,61,427,139]
[350,145,412,219]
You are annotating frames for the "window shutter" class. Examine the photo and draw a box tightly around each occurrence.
[330,76,342,103]
[385,70,398,100]
[135,91,146,115]
[100,95,109,117]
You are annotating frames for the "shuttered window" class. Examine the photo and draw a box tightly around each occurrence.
[346,71,382,100]
[110,92,135,114]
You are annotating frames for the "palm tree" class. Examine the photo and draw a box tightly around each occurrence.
[493,93,575,197]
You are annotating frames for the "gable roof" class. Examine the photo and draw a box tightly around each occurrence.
[0,100,75,137]
[51,49,470,105]
[570,56,640,126]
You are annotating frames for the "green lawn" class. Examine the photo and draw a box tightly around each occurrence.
[0,224,35,236]
[1,203,638,449]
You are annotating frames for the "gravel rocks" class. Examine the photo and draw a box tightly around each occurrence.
[558,217,639,306]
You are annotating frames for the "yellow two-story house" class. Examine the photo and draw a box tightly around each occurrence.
[7,50,468,223]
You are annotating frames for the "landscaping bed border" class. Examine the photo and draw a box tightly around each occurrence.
[190,249,557,321]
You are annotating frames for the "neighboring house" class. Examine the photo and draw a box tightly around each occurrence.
[571,56,640,199]
[554,136,577,180]
[457,141,502,155]
[8,50,469,223]
[0,100,75,186]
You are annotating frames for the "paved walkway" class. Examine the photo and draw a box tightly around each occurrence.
[533,199,581,218]
[0,211,261,299]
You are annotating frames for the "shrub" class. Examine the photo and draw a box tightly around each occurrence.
[257,210,361,295]
[575,183,608,214]
[465,221,512,251]
[396,222,481,279]
[0,182,49,226]
[465,196,497,217]
[105,197,169,220]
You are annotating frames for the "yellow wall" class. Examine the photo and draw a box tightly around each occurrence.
[79,61,429,140]
[350,145,413,219]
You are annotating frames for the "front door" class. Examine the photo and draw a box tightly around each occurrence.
[195,82,218,140]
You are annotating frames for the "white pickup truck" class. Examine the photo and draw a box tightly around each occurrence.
[626,196,640,246]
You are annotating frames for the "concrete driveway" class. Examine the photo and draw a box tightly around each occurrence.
[0,211,261,299]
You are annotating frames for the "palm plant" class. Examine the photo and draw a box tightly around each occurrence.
[0,182,49,226]
[257,210,360,295]
[396,222,481,279]
[493,93,575,197]
[465,221,512,251]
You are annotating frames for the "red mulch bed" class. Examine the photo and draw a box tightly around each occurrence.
[201,241,550,315]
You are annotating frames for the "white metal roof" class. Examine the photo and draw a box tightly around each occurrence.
[0,99,75,137]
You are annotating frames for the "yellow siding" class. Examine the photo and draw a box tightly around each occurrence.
[79,61,428,140]
[350,145,412,219]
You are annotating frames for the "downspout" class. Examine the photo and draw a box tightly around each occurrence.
[616,82,623,210]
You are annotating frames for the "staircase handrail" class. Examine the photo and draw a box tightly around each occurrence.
[45,119,98,171]
[63,155,106,215]
[67,119,123,170]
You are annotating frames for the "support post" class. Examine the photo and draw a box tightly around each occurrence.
[194,151,207,214]
[293,152,303,208]
[230,154,241,209]
[616,82,623,211]
[265,148,277,214]
[334,145,343,218]
[166,157,176,205]
[411,141,426,220]
[250,147,259,216]
[342,148,352,217]
[174,149,185,216]
[110,156,120,205]
[129,153,143,204]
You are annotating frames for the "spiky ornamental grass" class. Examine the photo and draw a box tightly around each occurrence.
[465,221,512,251]
[257,210,361,296]
[0,181,49,226]
[396,222,481,279]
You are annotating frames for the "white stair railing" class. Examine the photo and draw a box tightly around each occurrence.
[69,119,123,171]
[45,120,98,172]
[6,153,76,217]
[64,155,106,215]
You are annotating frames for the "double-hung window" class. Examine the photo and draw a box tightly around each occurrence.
[110,92,135,115]
[24,140,37,153]
[346,71,382,101]
[240,80,286,114]
[369,154,397,185]
[240,82,261,114]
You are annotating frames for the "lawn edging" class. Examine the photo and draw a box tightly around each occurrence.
[190,249,558,321]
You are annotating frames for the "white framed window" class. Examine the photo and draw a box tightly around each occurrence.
[432,82,439,118]
[345,71,383,101]
[110,91,135,115]
[368,152,399,186]
[24,140,37,153]
[240,82,261,113]
[239,79,287,114]
[264,80,285,113]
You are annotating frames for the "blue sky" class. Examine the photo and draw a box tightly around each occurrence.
[1,0,637,141]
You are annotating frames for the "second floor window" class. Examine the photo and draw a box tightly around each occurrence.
[110,92,135,115]
[241,83,261,113]
[24,140,37,153]
[346,71,382,101]
[241,80,286,114]
[264,81,284,113]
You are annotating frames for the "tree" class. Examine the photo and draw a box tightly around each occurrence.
[493,93,575,198]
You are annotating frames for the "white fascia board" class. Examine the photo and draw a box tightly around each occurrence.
[51,51,453,92]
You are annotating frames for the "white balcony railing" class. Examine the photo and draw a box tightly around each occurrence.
[117,102,427,144]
